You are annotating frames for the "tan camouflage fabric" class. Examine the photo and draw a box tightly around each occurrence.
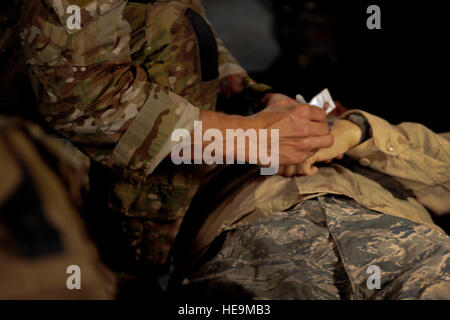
[0,116,116,299]
[17,0,450,286]
[187,110,450,269]
[182,196,450,299]
[19,0,248,180]
[18,0,253,267]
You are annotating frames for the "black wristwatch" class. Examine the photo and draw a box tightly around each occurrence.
[345,113,371,144]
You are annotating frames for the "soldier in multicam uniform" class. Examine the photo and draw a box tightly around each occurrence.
[16,0,333,271]
[12,0,450,299]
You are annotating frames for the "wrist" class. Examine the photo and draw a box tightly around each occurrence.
[333,119,362,149]
[345,113,370,145]
[342,119,363,148]
[199,110,260,163]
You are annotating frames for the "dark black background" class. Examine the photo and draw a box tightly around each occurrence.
[252,0,449,133]
[1,0,449,132]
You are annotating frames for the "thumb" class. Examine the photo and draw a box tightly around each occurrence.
[297,155,318,176]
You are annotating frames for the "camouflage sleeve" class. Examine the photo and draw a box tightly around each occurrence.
[186,0,271,99]
[19,0,199,183]
[184,1,247,77]
[341,109,450,215]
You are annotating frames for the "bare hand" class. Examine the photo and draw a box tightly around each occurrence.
[252,102,334,165]
[277,119,362,176]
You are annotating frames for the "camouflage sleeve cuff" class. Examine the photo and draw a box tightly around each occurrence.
[109,85,200,184]
[340,109,408,157]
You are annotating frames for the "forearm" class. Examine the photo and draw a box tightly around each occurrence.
[172,101,333,175]
[173,107,280,170]
[200,109,258,133]
[190,109,262,163]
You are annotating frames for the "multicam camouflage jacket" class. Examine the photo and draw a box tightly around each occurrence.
[17,0,268,268]
[19,0,255,179]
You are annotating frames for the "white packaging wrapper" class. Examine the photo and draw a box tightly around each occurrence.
[296,88,336,114]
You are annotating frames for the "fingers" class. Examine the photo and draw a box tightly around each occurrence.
[308,121,331,136]
[277,154,321,177]
[303,165,318,176]
[278,166,293,176]
[308,134,334,150]
[294,163,306,176]
[298,155,318,176]
[307,105,328,122]
[277,166,285,176]
[286,165,299,177]
[292,104,327,122]
[264,103,335,169]
[278,165,300,177]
